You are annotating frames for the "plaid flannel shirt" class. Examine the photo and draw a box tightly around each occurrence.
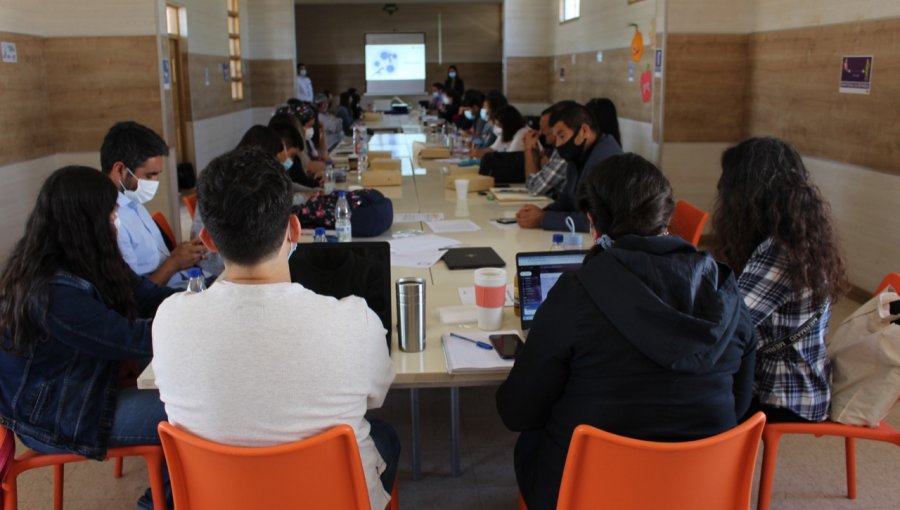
[738,238,831,421]
[526,149,567,197]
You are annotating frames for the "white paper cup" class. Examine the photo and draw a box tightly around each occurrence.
[474,267,506,331]
[455,179,469,200]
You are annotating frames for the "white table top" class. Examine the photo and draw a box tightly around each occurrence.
[137,133,586,390]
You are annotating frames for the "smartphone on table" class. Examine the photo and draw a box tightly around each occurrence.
[489,333,525,360]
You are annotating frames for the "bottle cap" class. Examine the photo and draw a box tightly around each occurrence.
[187,267,202,278]
[552,234,564,243]
[314,227,326,236]
[338,191,346,197]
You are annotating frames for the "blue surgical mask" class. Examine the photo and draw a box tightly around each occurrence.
[480,108,488,122]
[449,71,457,79]
[432,91,440,98]
[464,110,474,121]
[282,158,294,171]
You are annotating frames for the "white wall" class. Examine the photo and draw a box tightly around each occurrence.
[752,0,900,32]
[0,0,45,35]
[245,0,296,60]
[42,0,158,37]
[552,0,656,55]
[502,0,553,57]
[0,155,59,257]
[666,0,753,33]
[189,109,257,172]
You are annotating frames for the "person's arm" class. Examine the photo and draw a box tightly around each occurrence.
[42,281,157,359]
[522,130,541,178]
[362,304,394,409]
[732,304,757,420]
[496,275,576,431]
[133,275,178,318]
[736,241,792,328]
[526,152,567,197]
[145,239,206,287]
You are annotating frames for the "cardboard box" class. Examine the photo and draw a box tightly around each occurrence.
[419,147,451,159]
[445,174,494,192]
[363,112,382,122]
[362,170,402,186]
[367,150,393,161]
[442,165,480,175]
[369,158,401,171]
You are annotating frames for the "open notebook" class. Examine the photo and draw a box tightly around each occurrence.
[441,331,517,374]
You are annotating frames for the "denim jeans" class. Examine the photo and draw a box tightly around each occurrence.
[367,417,401,493]
[21,387,172,509]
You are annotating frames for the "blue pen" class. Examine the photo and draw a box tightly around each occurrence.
[449,333,493,350]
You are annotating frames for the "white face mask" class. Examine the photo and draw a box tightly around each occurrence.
[123,168,159,204]
[480,108,489,122]
[304,127,315,141]
[492,125,503,136]
[299,68,307,77]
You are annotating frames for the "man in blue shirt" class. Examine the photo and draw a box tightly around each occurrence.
[516,104,622,232]
[101,121,206,287]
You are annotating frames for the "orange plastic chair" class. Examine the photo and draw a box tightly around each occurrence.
[756,273,900,510]
[151,211,177,249]
[556,412,766,510]
[158,422,398,510]
[182,192,197,220]
[0,424,166,510]
[669,200,709,247]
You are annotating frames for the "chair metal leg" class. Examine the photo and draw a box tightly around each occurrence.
[53,464,64,510]
[844,437,857,499]
[757,430,781,510]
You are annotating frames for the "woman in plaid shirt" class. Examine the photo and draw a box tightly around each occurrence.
[712,137,847,422]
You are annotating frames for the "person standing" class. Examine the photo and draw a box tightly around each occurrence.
[443,64,465,97]
[294,62,314,102]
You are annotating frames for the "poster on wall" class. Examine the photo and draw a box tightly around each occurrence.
[654,48,663,77]
[1,42,17,63]
[628,62,635,82]
[839,55,873,95]
[161,59,171,90]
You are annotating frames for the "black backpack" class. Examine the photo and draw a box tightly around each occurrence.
[478,151,525,184]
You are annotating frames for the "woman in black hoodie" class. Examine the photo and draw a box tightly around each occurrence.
[496,153,756,510]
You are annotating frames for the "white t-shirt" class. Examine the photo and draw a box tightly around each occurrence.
[152,280,395,509]
[489,126,529,152]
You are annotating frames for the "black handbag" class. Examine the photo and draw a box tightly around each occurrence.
[478,151,526,184]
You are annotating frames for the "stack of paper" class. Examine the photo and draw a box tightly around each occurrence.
[388,234,461,268]
[426,220,481,233]
[490,188,550,203]
[441,331,516,374]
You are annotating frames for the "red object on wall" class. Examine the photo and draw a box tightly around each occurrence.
[640,66,652,103]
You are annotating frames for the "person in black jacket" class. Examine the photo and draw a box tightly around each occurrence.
[443,64,465,97]
[496,153,756,510]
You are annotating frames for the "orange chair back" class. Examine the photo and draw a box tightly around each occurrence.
[183,193,197,220]
[556,412,766,510]
[669,200,709,247]
[875,272,900,295]
[158,422,372,510]
[151,211,177,248]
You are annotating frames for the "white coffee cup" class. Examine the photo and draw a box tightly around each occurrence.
[474,267,506,331]
[455,179,469,200]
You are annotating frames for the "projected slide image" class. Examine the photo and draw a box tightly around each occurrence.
[365,44,425,81]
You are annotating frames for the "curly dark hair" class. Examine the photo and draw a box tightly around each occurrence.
[0,166,137,353]
[711,137,847,306]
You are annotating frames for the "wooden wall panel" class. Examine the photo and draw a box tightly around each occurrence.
[185,53,252,121]
[506,57,552,103]
[0,32,52,166]
[248,59,294,108]
[304,64,365,100]
[44,36,163,153]
[550,48,654,123]
[426,62,502,94]
[663,34,749,143]
[747,18,900,175]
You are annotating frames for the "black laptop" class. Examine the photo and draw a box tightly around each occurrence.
[516,250,587,332]
[442,247,506,270]
[288,241,392,352]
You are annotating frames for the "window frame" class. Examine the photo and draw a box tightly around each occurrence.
[227,0,243,100]
[559,0,580,24]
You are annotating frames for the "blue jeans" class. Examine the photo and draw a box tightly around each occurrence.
[21,387,172,509]
[368,417,401,493]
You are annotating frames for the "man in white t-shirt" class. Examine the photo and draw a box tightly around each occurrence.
[152,147,398,509]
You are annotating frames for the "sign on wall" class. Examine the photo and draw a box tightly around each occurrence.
[839,55,873,95]
[654,48,663,77]
[1,42,17,63]
[162,59,171,90]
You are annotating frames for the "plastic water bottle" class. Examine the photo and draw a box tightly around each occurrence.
[358,144,368,173]
[185,267,206,293]
[335,192,352,242]
[323,161,336,193]
[550,233,564,251]
[313,227,328,243]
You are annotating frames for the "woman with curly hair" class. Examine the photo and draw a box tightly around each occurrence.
[712,137,847,423]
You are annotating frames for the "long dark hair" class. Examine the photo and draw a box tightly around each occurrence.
[712,137,846,305]
[586,98,621,147]
[0,166,137,352]
[493,105,525,143]
[577,153,674,258]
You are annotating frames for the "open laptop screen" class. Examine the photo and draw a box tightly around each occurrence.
[516,251,587,331]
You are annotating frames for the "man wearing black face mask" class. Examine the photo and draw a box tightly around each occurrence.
[516,104,622,231]
[523,101,577,198]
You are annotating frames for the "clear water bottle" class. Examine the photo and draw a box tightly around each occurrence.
[185,267,206,293]
[358,145,368,173]
[323,162,336,193]
[335,192,352,242]
[550,233,564,251]
[313,227,328,243]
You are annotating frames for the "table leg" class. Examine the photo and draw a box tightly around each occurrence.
[410,388,422,481]
[450,386,461,477]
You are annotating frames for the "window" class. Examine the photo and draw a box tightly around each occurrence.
[166,5,180,36]
[559,0,580,23]
[227,0,243,100]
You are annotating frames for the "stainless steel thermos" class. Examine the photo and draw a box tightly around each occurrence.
[396,277,426,352]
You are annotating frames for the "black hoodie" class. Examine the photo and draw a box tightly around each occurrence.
[496,235,756,510]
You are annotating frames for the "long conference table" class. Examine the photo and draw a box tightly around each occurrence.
[138,127,588,480]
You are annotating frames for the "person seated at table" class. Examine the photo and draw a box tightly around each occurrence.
[429,82,446,112]
[458,89,485,132]
[315,92,344,149]
[152,148,398,510]
[586,97,622,148]
[523,100,576,198]
[711,137,847,423]
[0,166,177,509]
[515,103,622,231]
[269,112,321,189]
[472,105,528,156]
[280,101,329,178]
[472,90,509,149]
[438,89,461,123]
[335,90,355,135]
[497,153,756,510]
[348,88,363,120]
[101,121,206,287]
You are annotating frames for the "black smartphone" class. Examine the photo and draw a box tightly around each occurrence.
[494,218,517,224]
[489,333,525,359]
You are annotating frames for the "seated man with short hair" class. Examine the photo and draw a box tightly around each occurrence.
[152,147,398,509]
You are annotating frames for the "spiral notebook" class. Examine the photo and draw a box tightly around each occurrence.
[441,331,517,374]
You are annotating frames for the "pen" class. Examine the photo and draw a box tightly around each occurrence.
[449,332,493,350]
